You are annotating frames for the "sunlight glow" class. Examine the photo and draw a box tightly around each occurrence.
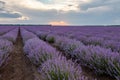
[49,21,69,26]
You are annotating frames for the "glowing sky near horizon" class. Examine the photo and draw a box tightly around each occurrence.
[0,0,120,25]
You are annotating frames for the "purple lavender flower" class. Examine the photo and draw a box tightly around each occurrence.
[39,56,86,80]
[0,39,13,67]
[20,28,38,43]
[24,38,59,66]
[0,26,15,35]
[54,36,84,58]
[46,34,56,43]
[36,31,48,41]
[74,45,120,79]
[1,28,18,43]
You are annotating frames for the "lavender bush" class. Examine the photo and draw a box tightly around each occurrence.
[24,26,120,79]
[24,38,59,66]
[84,37,104,46]
[36,31,48,41]
[0,39,13,67]
[74,45,120,79]
[21,29,89,80]
[39,56,87,80]
[0,26,15,35]
[45,33,120,79]
[46,34,56,43]
[20,28,38,43]
[1,28,18,43]
[54,36,84,58]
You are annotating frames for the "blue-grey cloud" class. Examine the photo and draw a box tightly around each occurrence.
[0,1,22,18]
[0,1,5,10]
[0,12,22,18]
[80,0,120,11]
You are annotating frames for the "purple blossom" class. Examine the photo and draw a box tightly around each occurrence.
[0,39,13,67]
[24,38,59,66]
[0,26,15,35]
[1,28,19,43]
[24,26,120,79]
[54,36,84,58]
[20,28,38,43]
[74,45,120,79]
[46,33,56,43]
[36,31,49,41]
[39,56,87,80]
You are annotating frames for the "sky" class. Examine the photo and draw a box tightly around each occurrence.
[0,0,120,25]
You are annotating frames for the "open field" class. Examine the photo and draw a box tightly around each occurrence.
[0,25,120,80]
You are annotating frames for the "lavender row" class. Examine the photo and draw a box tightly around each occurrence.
[24,26,120,53]
[35,32,120,79]
[38,31,120,53]
[0,27,19,67]
[21,29,89,80]
[69,35,120,53]
[0,26,16,36]
[0,28,19,43]
[23,26,120,42]
[20,28,38,44]
[51,31,120,53]
[0,39,13,67]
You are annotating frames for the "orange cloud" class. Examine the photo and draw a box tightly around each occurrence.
[49,21,69,26]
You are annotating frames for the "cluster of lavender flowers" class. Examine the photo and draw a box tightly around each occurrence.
[20,28,38,43]
[0,39,13,67]
[45,33,58,43]
[21,30,88,80]
[24,38,58,66]
[36,32,120,79]
[1,28,19,43]
[39,57,87,80]
[103,40,120,52]
[55,36,84,58]
[24,26,120,79]
[36,31,49,41]
[0,27,19,67]
[74,46,120,78]
[25,26,120,53]
[0,26,15,35]
[76,36,120,53]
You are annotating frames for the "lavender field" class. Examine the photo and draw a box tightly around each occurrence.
[0,25,120,80]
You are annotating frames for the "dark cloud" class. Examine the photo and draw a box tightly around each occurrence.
[0,12,22,18]
[80,0,120,11]
[0,1,5,5]
[0,1,5,9]
[0,1,22,18]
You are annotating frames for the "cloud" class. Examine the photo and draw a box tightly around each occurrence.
[79,0,120,11]
[4,0,91,12]
[0,11,22,18]
[0,0,120,25]
[0,0,29,20]
[18,16,29,20]
[49,21,69,25]
[0,1,5,9]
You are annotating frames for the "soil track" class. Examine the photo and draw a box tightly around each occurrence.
[0,28,34,80]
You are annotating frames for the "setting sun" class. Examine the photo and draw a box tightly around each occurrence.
[49,21,69,26]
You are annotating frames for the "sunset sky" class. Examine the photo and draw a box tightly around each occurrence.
[0,0,120,25]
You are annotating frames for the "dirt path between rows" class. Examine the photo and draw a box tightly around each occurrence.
[0,29,35,80]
